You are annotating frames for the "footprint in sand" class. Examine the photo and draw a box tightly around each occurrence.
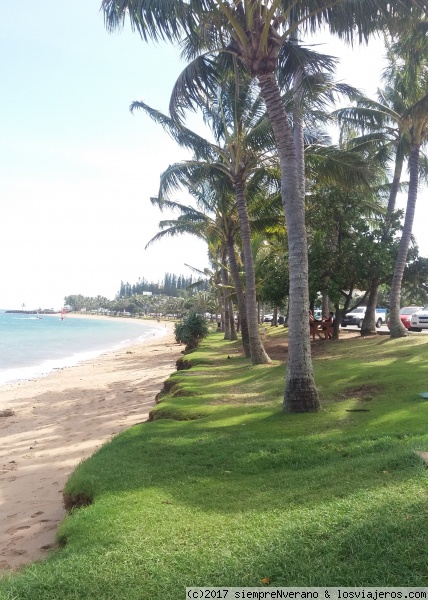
[10,549,27,556]
[6,525,31,535]
[31,511,44,518]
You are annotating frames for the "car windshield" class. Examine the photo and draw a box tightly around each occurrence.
[351,307,365,313]
[423,305,428,311]
[400,307,421,315]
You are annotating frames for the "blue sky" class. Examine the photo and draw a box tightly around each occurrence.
[1,2,426,309]
[0,0,208,309]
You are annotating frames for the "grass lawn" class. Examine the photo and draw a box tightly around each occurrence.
[1,329,428,599]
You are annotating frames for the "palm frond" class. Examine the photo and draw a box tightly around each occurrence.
[101,0,190,42]
[169,52,227,122]
[306,144,385,189]
[130,100,218,160]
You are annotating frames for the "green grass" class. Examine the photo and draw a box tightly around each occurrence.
[2,331,428,598]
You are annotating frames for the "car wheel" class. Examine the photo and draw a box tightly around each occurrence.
[376,318,382,328]
[358,320,363,329]
[413,328,422,333]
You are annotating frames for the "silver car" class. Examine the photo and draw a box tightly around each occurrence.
[410,305,428,332]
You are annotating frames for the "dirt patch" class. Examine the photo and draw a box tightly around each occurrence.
[176,358,192,370]
[262,331,360,361]
[0,409,15,417]
[335,384,384,402]
[63,492,93,511]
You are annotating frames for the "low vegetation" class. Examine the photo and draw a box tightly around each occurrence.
[1,329,428,599]
[174,312,210,351]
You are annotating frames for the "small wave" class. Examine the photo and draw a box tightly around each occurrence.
[0,324,167,387]
[0,349,105,386]
[12,316,41,320]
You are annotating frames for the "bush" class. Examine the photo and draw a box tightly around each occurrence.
[174,313,209,351]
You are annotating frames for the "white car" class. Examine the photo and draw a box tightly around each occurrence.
[410,305,428,331]
[341,307,386,329]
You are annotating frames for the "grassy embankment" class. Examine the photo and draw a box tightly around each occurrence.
[1,328,428,599]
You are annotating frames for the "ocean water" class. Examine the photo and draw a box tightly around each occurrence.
[0,312,164,387]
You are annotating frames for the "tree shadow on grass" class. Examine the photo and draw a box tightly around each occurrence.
[64,407,427,515]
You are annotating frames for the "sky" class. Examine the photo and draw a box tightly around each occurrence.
[1,2,426,310]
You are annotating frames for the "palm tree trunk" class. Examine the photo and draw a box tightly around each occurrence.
[234,180,271,364]
[361,277,379,336]
[221,262,231,340]
[322,294,330,318]
[272,306,278,327]
[229,298,238,341]
[389,142,420,338]
[333,301,341,340]
[362,150,404,335]
[387,151,405,214]
[226,234,251,357]
[217,292,224,332]
[258,72,320,412]
[292,60,305,196]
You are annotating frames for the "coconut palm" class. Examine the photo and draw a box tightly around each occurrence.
[146,181,252,353]
[132,73,277,363]
[101,0,417,412]
[335,86,412,335]
[383,37,428,338]
[335,19,428,338]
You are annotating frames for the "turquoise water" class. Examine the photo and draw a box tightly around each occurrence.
[0,312,163,386]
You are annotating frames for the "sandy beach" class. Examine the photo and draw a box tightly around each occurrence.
[0,318,181,572]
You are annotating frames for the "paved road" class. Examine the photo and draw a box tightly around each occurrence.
[340,324,428,334]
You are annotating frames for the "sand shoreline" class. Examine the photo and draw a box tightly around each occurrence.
[0,321,181,573]
[0,313,170,389]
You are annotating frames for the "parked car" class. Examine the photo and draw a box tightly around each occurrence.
[410,305,428,332]
[263,314,273,322]
[341,307,387,329]
[387,306,423,331]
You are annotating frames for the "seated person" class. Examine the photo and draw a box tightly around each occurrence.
[309,310,323,341]
[322,312,334,339]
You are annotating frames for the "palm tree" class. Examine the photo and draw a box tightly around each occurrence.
[132,73,276,363]
[384,37,428,338]
[335,86,411,335]
[101,0,416,412]
[146,185,251,346]
[335,19,428,338]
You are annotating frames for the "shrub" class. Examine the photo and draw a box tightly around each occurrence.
[174,313,209,351]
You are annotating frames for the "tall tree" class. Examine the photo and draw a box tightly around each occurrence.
[335,15,428,337]
[132,73,277,363]
[146,185,252,352]
[336,87,411,335]
[384,35,428,338]
[102,0,417,412]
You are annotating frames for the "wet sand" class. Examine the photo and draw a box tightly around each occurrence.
[0,320,181,572]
